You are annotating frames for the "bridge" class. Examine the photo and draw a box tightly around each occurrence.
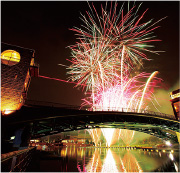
[2,100,179,143]
[1,43,179,172]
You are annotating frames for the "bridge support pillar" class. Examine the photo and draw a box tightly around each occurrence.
[176,132,180,144]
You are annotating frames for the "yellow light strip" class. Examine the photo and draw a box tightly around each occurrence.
[170,92,180,99]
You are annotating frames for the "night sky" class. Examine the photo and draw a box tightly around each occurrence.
[1,1,179,111]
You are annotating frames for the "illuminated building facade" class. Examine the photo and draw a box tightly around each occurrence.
[170,89,180,120]
[1,43,38,115]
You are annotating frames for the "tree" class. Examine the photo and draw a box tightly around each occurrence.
[85,139,89,144]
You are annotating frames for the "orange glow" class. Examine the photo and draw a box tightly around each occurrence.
[1,101,22,115]
[3,110,14,115]
[1,50,21,66]
[1,56,31,114]
[1,99,20,115]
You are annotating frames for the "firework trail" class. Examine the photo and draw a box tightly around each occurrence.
[67,2,165,146]
[67,2,164,111]
[82,71,161,112]
[137,71,159,112]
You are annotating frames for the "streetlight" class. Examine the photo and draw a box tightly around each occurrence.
[165,141,171,146]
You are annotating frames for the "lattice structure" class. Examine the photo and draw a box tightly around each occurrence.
[1,43,36,115]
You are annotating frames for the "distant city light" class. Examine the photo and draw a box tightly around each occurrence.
[165,141,171,146]
[10,136,15,140]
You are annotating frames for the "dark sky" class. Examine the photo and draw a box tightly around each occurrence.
[1,1,179,107]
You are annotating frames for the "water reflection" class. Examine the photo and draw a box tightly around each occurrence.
[50,146,179,172]
[79,149,102,172]
[101,149,119,172]
[121,150,143,172]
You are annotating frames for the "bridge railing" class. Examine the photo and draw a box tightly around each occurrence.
[1,147,36,172]
[2,100,176,121]
[1,99,170,120]
[89,107,176,120]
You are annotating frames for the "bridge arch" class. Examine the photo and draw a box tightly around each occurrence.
[2,105,179,143]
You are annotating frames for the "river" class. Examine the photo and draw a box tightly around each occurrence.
[36,146,179,172]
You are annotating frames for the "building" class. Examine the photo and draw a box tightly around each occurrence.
[1,43,38,115]
[170,89,180,120]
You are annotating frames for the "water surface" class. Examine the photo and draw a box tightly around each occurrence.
[40,146,179,172]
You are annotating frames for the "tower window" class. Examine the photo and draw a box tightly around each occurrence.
[1,50,21,66]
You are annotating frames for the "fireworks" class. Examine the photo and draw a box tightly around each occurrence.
[66,2,165,148]
[67,2,165,147]
[83,71,161,111]
[67,2,164,111]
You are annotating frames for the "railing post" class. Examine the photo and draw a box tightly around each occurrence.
[10,156,17,171]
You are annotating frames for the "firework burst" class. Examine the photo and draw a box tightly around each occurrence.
[67,1,164,111]
[83,71,161,111]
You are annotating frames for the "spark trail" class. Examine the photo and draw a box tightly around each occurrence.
[67,2,164,111]
[66,2,165,146]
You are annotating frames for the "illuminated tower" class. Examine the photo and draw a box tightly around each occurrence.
[170,89,180,120]
[1,43,38,115]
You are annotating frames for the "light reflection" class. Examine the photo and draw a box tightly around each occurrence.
[101,128,115,147]
[169,153,174,161]
[101,149,119,172]
[86,149,102,172]
[76,147,144,172]
[55,146,178,172]
[122,150,143,172]
[174,162,179,172]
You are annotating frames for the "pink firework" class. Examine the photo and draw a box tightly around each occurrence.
[67,2,165,111]
[82,71,162,111]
